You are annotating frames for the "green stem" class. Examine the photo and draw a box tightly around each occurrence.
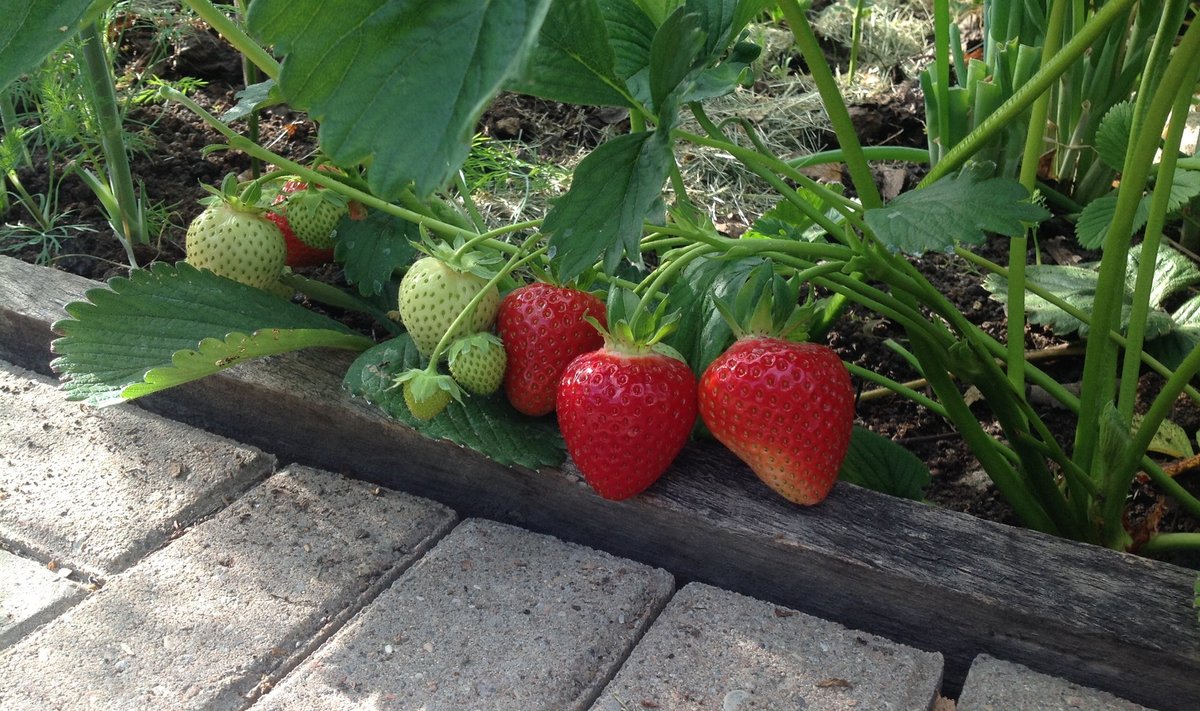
[161,87,469,242]
[79,22,144,256]
[845,363,948,418]
[788,145,930,168]
[634,243,714,316]
[776,0,882,209]
[425,236,546,367]
[280,273,403,335]
[920,0,1140,187]
[1137,532,1200,555]
[1075,17,1200,475]
[235,0,262,179]
[183,0,280,80]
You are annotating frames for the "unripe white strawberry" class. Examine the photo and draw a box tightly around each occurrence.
[186,200,285,290]
[283,188,346,248]
[398,256,500,357]
[448,332,507,395]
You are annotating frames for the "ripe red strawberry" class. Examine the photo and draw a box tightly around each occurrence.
[185,194,285,290]
[269,178,345,267]
[497,283,606,416]
[265,210,332,268]
[699,338,854,505]
[557,340,697,501]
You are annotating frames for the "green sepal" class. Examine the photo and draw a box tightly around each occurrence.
[414,237,503,281]
[712,261,812,341]
[391,368,463,421]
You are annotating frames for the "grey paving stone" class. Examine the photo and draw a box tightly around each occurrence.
[0,548,87,650]
[0,361,274,577]
[957,654,1153,710]
[253,518,675,711]
[0,466,457,711]
[592,582,944,711]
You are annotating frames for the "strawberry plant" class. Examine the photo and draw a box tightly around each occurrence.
[6,0,1200,562]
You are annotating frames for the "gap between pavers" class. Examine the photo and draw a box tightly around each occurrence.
[956,654,1158,711]
[0,361,274,579]
[251,518,676,711]
[591,581,944,711]
[0,547,88,650]
[0,466,457,711]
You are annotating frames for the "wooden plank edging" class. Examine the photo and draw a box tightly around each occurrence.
[1,255,1197,709]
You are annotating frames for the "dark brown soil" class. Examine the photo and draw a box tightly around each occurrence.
[4,20,1198,566]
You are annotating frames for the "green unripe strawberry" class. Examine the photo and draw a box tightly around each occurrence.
[398,256,500,357]
[403,381,453,420]
[448,332,507,395]
[186,199,285,290]
[393,369,461,421]
[282,186,346,248]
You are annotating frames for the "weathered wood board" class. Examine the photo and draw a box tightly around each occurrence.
[2,255,1197,709]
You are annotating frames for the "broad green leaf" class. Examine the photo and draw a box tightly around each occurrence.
[648,7,707,113]
[600,0,658,79]
[745,185,846,242]
[220,79,280,123]
[344,337,566,469]
[982,262,1175,338]
[1076,172,1200,249]
[51,263,373,406]
[334,209,418,297]
[1148,294,1200,370]
[864,164,1049,255]
[1095,101,1134,172]
[632,0,685,25]
[0,0,97,93]
[682,40,760,103]
[838,426,931,501]
[507,0,631,107]
[663,254,764,372]
[1131,413,1194,459]
[544,129,674,281]
[1127,244,1200,308]
[247,0,552,199]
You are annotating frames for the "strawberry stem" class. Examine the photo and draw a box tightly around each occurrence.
[423,234,547,369]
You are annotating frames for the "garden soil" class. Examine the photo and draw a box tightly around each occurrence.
[4,22,1198,566]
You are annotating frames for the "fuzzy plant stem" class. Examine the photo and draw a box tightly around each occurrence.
[1007,0,1069,392]
[234,0,262,179]
[78,22,144,266]
[1137,533,1200,555]
[776,0,882,210]
[424,236,547,368]
[919,0,1139,187]
[1074,17,1200,476]
[184,0,280,80]
[788,146,929,168]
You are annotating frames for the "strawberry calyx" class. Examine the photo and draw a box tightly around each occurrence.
[415,237,503,282]
[714,261,816,343]
[390,367,463,421]
[587,288,683,361]
[199,173,269,215]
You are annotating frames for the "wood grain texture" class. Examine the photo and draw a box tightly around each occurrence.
[2,255,1197,709]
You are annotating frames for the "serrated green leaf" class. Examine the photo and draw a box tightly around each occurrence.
[334,209,418,297]
[982,261,1175,338]
[746,186,846,242]
[599,0,658,79]
[50,263,373,406]
[663,254,764,373]
[648,7,707,113]
[507,0,630,107]
[864,164,1049,255]
[1095,102,1134,172]
[1164,169,1200,213]
[1148,294,1200,370]
[1131,413,1194,459]
[246,0,552,199]
[344,337,566,469]
[1075,193,1148,250]
[838,426,931,501]
[1128,243,1200,308]
[0,0,97,93]
[220,79,280,123]
[544,130,673,281]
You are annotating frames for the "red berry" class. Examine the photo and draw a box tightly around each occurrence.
[265,210,334,267]
[497,283,606,416]
[557,347,697,500]
[699,338,854,505]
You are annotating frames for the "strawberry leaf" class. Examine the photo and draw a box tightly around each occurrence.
[334,209,418,297]
[344,337,566,470]
[51,263,373,406]
[507,0,634,107]
[246,0,552,199]
[663,254,764,373]
[1095,102,1134,172]
[838,426,930,501]
[864,163,1049,255]
[0,0,97,93]
[544,130,673,281]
